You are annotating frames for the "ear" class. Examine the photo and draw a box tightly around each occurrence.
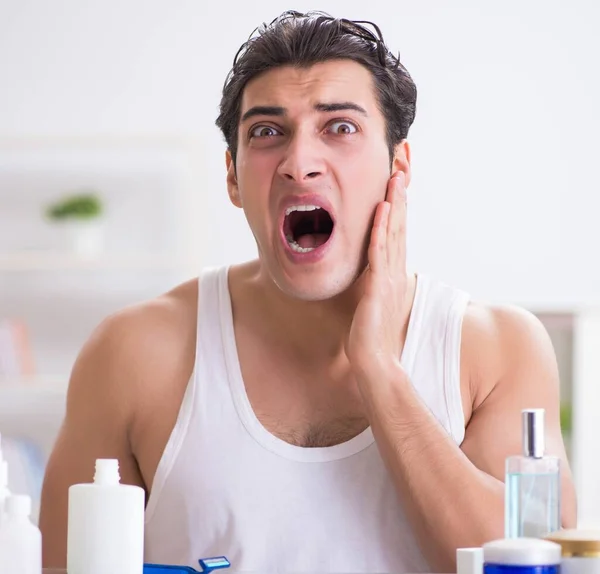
[391,140,412,187]
[225,150,242,208]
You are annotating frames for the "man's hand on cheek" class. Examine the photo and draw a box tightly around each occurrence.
[345,171,409,385]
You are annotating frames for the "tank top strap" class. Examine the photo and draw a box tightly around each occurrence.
[405,274,470,444]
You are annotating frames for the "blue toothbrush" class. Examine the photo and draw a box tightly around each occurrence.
[144,555,230,574]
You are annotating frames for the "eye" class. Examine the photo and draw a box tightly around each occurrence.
[250,125,282,138]
[327,121,358,135]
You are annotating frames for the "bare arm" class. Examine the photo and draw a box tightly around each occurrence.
[39,282,197,569]
[38,312,144,568]
[460,305,576,529]
[358,304,576,572]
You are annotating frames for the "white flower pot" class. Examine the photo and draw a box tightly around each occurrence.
[62,219,105,257]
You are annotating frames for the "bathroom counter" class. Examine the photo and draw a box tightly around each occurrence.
[46,572,448,574]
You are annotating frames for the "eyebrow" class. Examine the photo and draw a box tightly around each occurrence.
[240,101,368,123]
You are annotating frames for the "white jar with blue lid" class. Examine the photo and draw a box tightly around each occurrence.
[483,538,562,574]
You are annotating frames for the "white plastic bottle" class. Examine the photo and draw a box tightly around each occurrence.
[457,547,484,574]
[67,458,145,574]
[0,434,10,523]
[0,494,42,574]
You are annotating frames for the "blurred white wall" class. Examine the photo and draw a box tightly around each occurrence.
[0,0,598,308]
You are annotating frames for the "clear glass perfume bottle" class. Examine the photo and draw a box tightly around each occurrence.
[505,408,561,538]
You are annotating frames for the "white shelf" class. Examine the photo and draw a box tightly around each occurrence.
[0,380,67,415]
[0,381,67,424]
[0,381,68,457]
[0,251,196,272]
[0,374,67,386]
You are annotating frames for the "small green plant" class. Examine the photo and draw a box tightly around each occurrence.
[560,402,572,434]
[46,192,103,221]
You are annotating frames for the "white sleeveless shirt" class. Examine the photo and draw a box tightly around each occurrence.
[144,266,470,572]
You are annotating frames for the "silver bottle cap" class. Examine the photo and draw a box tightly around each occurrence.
[523,408,545,458]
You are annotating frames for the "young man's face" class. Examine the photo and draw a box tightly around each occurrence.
[226,59,409,301]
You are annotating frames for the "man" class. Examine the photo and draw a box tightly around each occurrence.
[39,11,576,572]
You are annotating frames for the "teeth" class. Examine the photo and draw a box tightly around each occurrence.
[285,205,322,216]
[285,236,315,253]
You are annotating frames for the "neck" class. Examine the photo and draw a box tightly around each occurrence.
[234,261,416,364]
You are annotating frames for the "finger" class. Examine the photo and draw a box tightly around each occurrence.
[386,172,407,271]
[368,201,391,274]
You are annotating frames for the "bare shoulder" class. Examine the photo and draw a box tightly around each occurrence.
[94,279,198,381]
[96,277,198,352]
[70,278,198,411]
[62,276,200,480]
[460,301,558,417]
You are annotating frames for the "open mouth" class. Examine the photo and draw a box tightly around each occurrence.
[283,205,334,253]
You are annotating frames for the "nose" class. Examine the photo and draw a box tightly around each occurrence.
[276,130,326,183]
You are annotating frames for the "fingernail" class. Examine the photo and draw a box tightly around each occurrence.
[394,171,405,186]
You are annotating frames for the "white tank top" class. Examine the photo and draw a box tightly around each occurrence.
[144,266,470,572]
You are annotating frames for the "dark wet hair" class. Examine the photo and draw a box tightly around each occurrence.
[215,10,417,166]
